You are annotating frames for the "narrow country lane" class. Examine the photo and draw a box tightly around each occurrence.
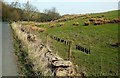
[0,22,2,77]
[2,22,19,76]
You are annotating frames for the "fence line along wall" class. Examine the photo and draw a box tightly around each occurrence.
[76,45,90,54]
[49,35,91,54]
[11,22,82,76]
[50,36,70,45]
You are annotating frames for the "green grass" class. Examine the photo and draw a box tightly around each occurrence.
[37,10,119,76]
[90,10,119,19]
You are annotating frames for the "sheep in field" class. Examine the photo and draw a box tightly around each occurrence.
[101,15,105,17]
[58,23,65,27]
[37,28,46,32]
[102,19,110,24]
[89,18,96,22]
[96,18,104,22]
[108,20,115,23]
[94,21,102,25]
[50,24,55,28]
[84,21,90,26]
[73,22,79,26]
[113,18,120,23]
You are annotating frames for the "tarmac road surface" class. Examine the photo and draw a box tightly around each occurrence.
[2,22,19,76]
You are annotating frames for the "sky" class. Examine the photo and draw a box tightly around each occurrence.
[4,0,119,15]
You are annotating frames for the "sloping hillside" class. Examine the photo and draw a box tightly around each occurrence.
[20,10,119,76]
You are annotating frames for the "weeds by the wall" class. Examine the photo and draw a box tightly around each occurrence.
[11,26,42,76]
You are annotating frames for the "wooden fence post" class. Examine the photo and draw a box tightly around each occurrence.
[45,33,48,45]
[68,41,72,61]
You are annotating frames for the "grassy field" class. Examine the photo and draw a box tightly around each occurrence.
[35,10,119,76]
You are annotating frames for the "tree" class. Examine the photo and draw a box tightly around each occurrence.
[1,1,60,22]
[10,10,20,21]
[48,7,60,20]
[42,7,60,22]
[10,2,21,8]
[0,1,2,20]
[2,2,10,21]
[23,1,38,21]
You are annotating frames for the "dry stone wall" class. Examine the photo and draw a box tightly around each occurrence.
[11,22,81,77]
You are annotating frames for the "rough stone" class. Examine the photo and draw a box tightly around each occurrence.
[52,60,72,67]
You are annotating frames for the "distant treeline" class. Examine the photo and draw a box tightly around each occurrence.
[1,1,60,22]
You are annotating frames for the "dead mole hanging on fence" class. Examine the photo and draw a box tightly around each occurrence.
[76,45,78,49]
[66,41,69,45]
[85,48,87,54]
[76,45,90,54]
[77,45,82,50]
[50,36,70,45]
[60,39,64,43]
[54,36,57,40]
[56,37,58,40]
[88,49,90,54]
[55,37,57,40]
[53,36,55,39]
[64,40,66,44]
[78,45,81,50]
[57,38,60,42]
[54,36,56,40]
[81,47,84,52]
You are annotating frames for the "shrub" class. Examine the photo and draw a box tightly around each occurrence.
[101,15,105,17]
